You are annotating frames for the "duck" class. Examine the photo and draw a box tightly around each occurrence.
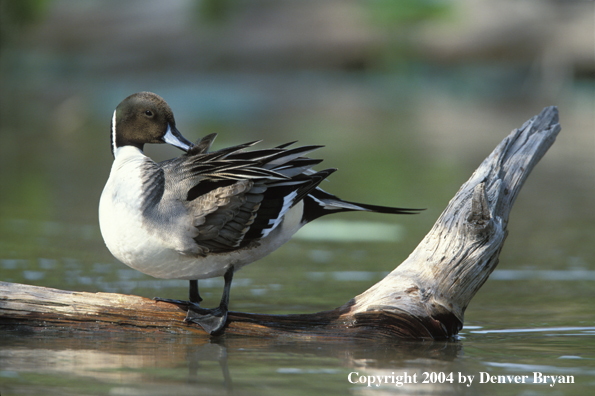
[99,91,422,335]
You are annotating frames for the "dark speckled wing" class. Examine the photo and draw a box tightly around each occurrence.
[156,140,333,254]
[188,179,262,252]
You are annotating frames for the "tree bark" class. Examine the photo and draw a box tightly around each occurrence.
[0,106,561,339]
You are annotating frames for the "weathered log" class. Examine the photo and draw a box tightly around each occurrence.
[0,106,560,339]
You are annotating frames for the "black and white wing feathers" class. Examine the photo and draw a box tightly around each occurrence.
[160,137,332,254]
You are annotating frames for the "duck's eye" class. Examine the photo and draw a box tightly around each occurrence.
[144,110,153,117]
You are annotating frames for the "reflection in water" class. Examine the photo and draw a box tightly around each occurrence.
[0,331,463,396]
[5,329,591,395]
[186,343,233,391]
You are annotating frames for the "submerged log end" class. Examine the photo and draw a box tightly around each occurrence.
[224,305,450,340]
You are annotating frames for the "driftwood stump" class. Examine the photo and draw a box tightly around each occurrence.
[0,107,561,339]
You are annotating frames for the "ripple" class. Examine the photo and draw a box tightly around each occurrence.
[484,361,595,375]
[470,326,595,334]
[490,269,595,281]
[22,270,45,281]
[306,271,383,282]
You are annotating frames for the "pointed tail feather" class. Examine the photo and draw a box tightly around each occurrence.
[303,188,424,222]
[322,199,424,215]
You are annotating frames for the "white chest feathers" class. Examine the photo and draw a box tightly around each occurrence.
[99,147,159,265]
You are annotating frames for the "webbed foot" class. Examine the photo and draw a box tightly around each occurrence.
[184,305,228,335]
[154,267,234,336]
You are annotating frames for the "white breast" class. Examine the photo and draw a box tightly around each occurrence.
[99,147,161,266]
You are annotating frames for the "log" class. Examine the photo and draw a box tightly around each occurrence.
[0,106,561,339]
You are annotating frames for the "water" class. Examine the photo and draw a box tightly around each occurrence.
[1,325,594,395]
[1,213,594,395]
[1,1,594,394]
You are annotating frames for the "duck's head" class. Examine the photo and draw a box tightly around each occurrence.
[110,92,193,157]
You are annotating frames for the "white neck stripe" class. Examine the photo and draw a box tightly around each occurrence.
[111,110,117,157]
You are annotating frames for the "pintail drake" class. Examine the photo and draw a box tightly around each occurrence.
[99,91,422,334]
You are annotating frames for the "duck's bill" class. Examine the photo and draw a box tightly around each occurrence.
[163,124,193,152]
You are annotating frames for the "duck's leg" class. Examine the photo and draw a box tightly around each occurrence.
[189,280,203,303]
[185,266,234,335]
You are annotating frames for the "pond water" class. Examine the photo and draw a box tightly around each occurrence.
[1,325,594,396]
[1,1,594,392]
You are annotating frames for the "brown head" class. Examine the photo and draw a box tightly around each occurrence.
[110,92,192,157]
